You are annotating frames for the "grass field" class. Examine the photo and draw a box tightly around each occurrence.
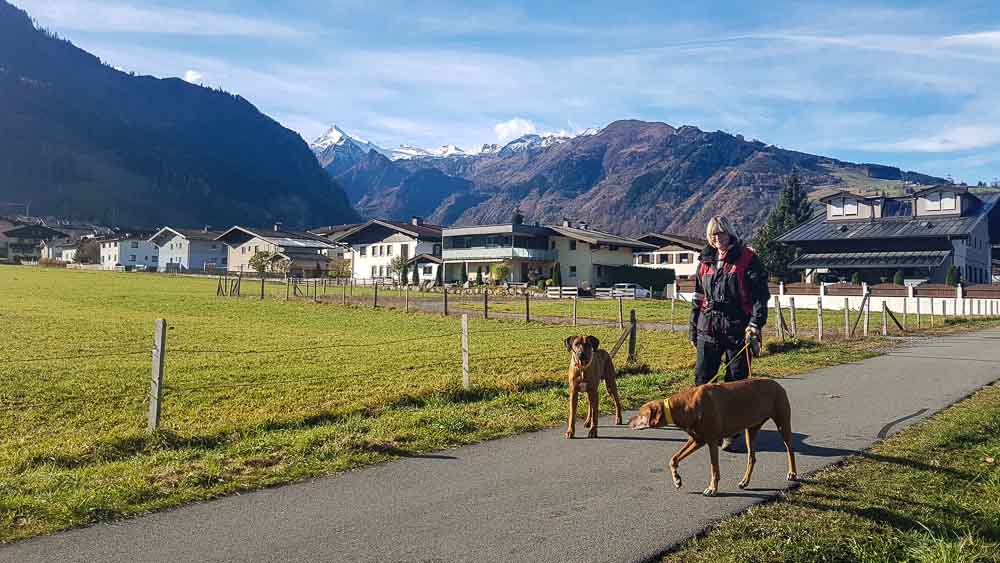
[0,266,972,542]
[663,384,1000,563]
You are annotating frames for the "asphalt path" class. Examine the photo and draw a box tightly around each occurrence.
[5,330,1000,563]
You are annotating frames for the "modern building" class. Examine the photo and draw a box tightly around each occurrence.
[99,234,159,271]
[779,185,1000,284]
[441,213,655,288]
[216,224,338,276]
[0,222,68,264]
[633,233,705,279]
[331,217,442,282]
[149,227,228,273]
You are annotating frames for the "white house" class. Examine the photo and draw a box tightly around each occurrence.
[149,227,228,272]
[216,224,337,276]
[331,217,442,282]
[633,233,705,279]
[100,235,159,271]
[406,253,443,284]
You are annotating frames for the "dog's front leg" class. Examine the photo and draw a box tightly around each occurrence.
[565,387,578,439]
[670,437,701,489]
[586,389,599,438]
[703,442,720,496]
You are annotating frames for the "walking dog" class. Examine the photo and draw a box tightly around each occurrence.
[628,378,797,496]
[564,335,623,438]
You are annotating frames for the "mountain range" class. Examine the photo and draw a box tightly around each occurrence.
[312,122,945,237]
[0,1,358,229]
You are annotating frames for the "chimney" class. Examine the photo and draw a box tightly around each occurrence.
[203,225,211,233]
[561,218,570,227]
[411,216,423,226]
[273,222,282,232]
[512,209,524,225]
[578,221,588,230]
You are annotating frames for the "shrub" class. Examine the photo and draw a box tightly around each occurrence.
[946,265,961,287]
[851,272,862,285]
[893,270,904,285]
[551,262,562,286]
[38,257,66,268]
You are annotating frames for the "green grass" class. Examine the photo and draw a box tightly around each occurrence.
[0,266,974,543]
[663,384,1000,563]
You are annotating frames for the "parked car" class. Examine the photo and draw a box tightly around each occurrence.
[613,283,651,298]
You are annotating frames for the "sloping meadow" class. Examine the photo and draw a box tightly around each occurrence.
[0,267,883,541]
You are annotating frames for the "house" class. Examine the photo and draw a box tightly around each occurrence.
[778,185,1000,284]
[60,246,78,263]
[330,217,442,281]
[406,254,443,284]
[216,224,337,276]
[633,233,705,279]
[149,227,228,273]
[99,233,159,271]
[0,222,69,264]
[441,213,655,288]
[39,239,75,261]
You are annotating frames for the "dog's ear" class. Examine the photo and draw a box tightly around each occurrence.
[585,335,600,350]
[564,336,575,352]
[648,401,663,427]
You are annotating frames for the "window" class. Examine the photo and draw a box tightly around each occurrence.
[378,265,384,276]
[221,257,227,265]
[844,198,858,216]
[130,241,139,248]
[241,246,246,255]
[254,245,259,253]
[432,244,441,255]
[551,241,556,250]
[830,199,844,216]
[679,253,691,264]
[641,255,651,264]
[387,245,393,256]
[129,255,136,262]
[926,191,941,211]
[211,244,217,249]
[371,266,377,277]
[569,240,577,251]
[359,246,367,256]
[941,191,956,210]
[610,245,619,251]
[569,266,577,276]
[659,254,673,264]
[423,266,432,275]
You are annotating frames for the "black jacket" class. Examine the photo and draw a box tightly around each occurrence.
[689,242,770,345]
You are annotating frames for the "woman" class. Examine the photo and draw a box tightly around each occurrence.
[689,216,771,450]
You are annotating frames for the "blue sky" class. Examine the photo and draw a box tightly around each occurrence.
[15,0,1000,183]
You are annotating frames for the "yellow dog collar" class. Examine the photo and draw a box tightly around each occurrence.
[664,398,674,426]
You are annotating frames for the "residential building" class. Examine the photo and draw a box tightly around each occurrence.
[331,217,442,281]
[99,234,159,271]
[441,213,655,288]
[779,185,1000,284]
[149,227,228,272]
[39,239,75,261]
[216,224,337,276]
[633,233,705,279]
[60,246,78,263]
[0,222,68,263]
[406,254,443,284]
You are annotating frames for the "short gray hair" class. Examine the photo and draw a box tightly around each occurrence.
[706,216,737,240]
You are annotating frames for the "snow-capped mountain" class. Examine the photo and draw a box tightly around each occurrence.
[497,132,573,157]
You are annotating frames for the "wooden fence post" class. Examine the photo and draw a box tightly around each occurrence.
[404,285,409,313]
[670,297,676,332]
[461,314,470,390]
[881,301,888,336]
[863,295,870,338]
[628,309,637,364]
[902,297,907,329]
[260,277,265,300]
[483,289,489,319]
[618,297,624,330]
[285,277,290,300]
[525,292,530,322]
[147,319,166,433]
[844,297,850,339]
[443,287,449,316]
[775,299,785,341]
[789,297,797,337]
[916,297,921,329]
[572,297,578,327]
[373,282,379,308]
[817,297,823,342]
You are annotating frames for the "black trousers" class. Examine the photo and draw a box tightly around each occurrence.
[694,338,751,386]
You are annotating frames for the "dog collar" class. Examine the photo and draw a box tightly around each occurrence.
[664,398,674,426]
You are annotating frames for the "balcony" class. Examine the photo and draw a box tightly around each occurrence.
[443,247,555,262]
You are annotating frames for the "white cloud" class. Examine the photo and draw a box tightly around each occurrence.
[863,125,1000,153]
[182,70,202,84]
[494,118,537,143]
[14,0,309,38]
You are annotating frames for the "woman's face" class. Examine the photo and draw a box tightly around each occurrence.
[708,230,731,251]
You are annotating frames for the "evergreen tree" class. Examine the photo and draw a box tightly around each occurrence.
[851,272,862,285]
[411,264,420,285]
[551,262,562,286]
[476,265,483,285]
[893,270,904,285]
[752,170,814,281]
[946,265,961,286]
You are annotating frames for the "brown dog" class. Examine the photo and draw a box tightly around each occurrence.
[564,335,623,438]
[628,378,797,496]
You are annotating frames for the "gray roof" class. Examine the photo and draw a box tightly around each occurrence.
[333,219,443,242]
[216,226,336,250]
[544,225,657,250]
[789,250,951,270]
[779,193,999,243]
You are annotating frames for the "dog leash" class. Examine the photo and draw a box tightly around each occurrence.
[705,340,751,386]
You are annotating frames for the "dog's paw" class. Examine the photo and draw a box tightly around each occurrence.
[737,479,749,489]
[702,487,717,497]
[583,420,592,429]
[787,472,797,482]
[587,428,598,438]
[672,476,682,489]
[613,416,623,425]
[564,431,574,439]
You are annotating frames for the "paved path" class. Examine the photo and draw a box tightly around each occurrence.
[5,331,1000,563]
